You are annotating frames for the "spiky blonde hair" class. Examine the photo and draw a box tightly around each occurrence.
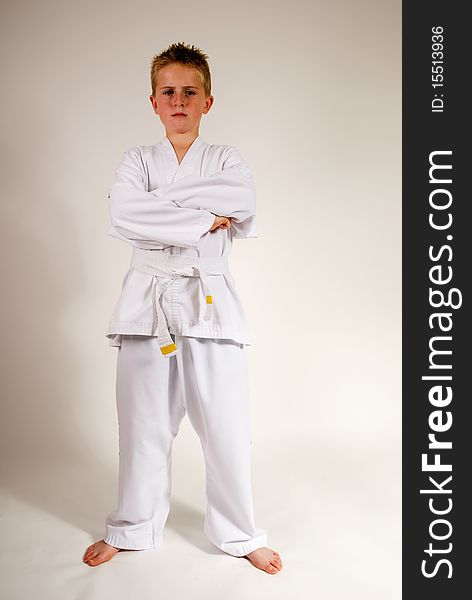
[150,41,212,98]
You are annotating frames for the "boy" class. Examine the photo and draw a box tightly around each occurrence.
[82,42,282,575]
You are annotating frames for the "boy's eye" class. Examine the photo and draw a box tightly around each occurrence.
[162,90,196,95]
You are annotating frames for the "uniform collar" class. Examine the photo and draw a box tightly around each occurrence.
[162,134,205,166]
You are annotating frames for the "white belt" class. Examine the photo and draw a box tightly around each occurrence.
[130,246,230,358]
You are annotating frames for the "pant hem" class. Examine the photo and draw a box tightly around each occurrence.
[208,532,269,557]
[103,534,162,550]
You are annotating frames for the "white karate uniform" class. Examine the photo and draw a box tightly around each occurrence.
[103,135,268,556]
[105,135,257,351]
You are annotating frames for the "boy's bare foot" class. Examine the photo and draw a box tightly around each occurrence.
[82,540,122,567]
[243,547,283,574]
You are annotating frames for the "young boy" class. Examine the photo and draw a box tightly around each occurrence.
[82,42,282,575]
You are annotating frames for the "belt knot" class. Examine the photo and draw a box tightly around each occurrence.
[129,247,229,358]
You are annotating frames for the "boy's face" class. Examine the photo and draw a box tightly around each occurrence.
[150,63,213,137]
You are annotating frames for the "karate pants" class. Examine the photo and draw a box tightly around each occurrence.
[103,333,268,557]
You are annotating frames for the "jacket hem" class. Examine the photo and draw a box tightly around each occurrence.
[105,321,252,347]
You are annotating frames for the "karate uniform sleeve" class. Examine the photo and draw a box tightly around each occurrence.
[107,146,216,250]
[149,146,258,239]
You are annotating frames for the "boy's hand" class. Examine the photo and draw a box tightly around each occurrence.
[209,215,231,232]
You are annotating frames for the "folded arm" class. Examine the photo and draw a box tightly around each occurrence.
[150,146,258,239]
[107,147,215,249]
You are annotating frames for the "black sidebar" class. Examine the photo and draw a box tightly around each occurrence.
[403,1,470,597]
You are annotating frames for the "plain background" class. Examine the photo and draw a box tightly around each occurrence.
[0,0,401,598]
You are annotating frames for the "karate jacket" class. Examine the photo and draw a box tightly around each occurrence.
[105,135,257,349]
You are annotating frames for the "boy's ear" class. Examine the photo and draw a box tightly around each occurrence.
[203,96,214,114]
[149,95,159,114]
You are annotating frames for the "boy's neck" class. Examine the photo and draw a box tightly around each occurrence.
[166,130,200,151]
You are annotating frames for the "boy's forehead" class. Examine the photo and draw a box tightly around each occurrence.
[157,64,202,88]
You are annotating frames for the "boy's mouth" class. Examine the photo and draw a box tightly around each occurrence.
[172,113,187,117]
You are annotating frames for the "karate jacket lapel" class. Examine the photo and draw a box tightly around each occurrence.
[162,135,206,184]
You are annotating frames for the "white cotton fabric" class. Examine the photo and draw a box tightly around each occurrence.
[103,334,268,557]
[105,135,257,348]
